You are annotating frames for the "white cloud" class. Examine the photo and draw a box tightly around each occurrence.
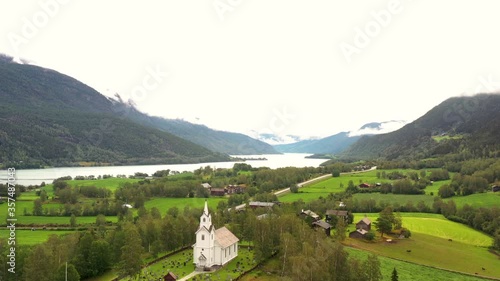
[1,1,500,138]
[348,120,408,137]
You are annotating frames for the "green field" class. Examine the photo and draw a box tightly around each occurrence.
[424,179,451,194]
[352,193,434,208]
[352,213,493,246]
[66,177,141,191]
[446,192,500,208]
[345,247,488,281]
[348,213,499,279]
[278,169,453,204]
[144,197,227,215]
[0,229,77,245]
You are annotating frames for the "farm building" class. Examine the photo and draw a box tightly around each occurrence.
[355,217,371,231]
[225,184,246,194]
[163,272,177,281]
[201,183,212,189]
[349,229,368,239]
[193,201,239,269]
[312,220,332,236]
[210,188,226,196]
[300,209,320,221]
[249,201,276,209]
[326,210,349,223]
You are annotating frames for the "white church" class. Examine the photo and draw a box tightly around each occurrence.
[193,201,239,269]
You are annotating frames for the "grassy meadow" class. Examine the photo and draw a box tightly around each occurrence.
[0,229,76,245]
[347,213,499,279]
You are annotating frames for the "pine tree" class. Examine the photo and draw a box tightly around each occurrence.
[391,267,399,281]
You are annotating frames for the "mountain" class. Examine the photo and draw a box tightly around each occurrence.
[273,121,407,154]
[342,94,500,160]
[250,132,306,146]
[274,132,360,154]
[0,55,232,168]
[114,107,278,155]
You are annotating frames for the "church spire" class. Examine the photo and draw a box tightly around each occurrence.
[199,200,212,230]
[203,200,209,216]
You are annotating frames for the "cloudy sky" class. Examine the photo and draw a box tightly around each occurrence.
[1,1,500,139]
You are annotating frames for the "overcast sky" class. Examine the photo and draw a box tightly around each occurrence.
[1,1,500,139]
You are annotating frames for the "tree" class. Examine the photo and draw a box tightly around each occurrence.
[40,190,48,202]
[438,184,455,198]
[33,199,43,216]
[493,230,500,251]
[332,169,340,177]
[70,214,77,227]
[391,267,399,281]
[290,184,299,193]
[54,263,80,281]
[23,245,57,281]
[118,223,144,278]
[375,207,395,237]
[89,240,111,276]
[334,218,346,241]
[363,253,382,281]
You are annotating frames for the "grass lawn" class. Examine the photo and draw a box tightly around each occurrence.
[278,169,450,204]
[345,247,489,281]
[446,192,500,208]
[144,197,227,214]
[424,179,451,194]
[352,213,493,247]
[352,193,435,208]
[345,232,499,279]
[188,247,255,281]
[348,213,498,279]
[120,246,255,281]
[0,229,77,245]
[66,177,141,192]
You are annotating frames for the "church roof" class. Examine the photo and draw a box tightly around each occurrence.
[215,226,239,248]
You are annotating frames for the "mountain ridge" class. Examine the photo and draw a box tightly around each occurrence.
[341,94,500,160]
[0,55,273,168]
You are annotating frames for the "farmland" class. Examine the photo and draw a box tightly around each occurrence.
[347,213,499,279]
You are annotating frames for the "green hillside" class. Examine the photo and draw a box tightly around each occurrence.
[342,94,500,160]
[0,55,230,168]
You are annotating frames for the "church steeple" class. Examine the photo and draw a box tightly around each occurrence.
[199,200,212,230]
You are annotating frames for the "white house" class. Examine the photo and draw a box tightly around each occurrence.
[193,201,239,269]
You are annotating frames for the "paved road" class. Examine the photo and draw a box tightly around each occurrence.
[232,166,377,211]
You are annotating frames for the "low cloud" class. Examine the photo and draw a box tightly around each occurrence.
[348,120,407,137]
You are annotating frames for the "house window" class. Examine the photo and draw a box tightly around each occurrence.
[203,218,206,222]
[202,235,205,240]
[234,244,236,252]
[229,246,231,255]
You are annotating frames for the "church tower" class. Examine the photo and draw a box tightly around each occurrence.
[194,201,215,268]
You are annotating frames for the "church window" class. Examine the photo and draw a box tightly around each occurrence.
[202,234,205,240]
[203,218,206,222]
